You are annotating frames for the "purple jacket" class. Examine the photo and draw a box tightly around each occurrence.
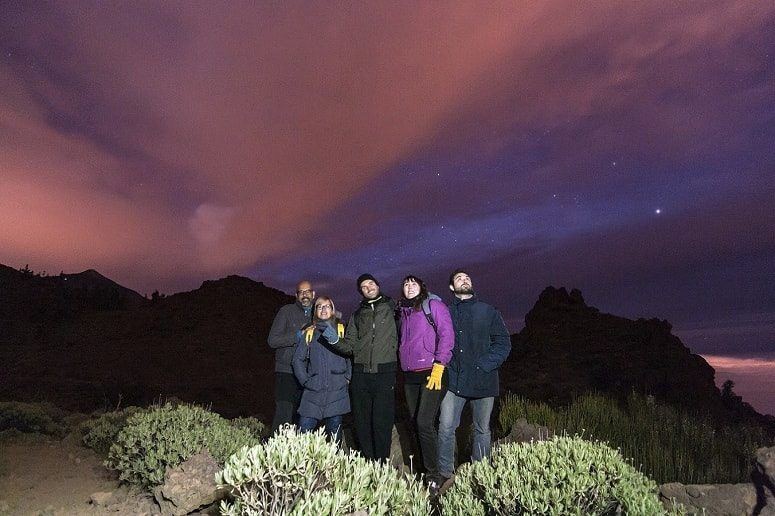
[398,298,454,372]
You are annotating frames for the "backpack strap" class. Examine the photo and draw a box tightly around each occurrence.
[422,299,438,335]
[422,297,440,356]
[305,322,345,343]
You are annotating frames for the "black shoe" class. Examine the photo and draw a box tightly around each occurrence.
[427,479,441,497]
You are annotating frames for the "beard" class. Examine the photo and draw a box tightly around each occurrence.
[453,286,474,295]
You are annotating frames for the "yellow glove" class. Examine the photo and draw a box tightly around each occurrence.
[425,363,445,390]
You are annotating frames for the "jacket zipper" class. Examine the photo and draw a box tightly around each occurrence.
[369,303,375,372]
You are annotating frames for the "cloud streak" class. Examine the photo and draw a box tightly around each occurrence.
[1,1,773,354]
[702,354,775,416]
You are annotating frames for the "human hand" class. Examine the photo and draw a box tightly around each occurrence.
[425,363,445,390]
[317,320,339,343]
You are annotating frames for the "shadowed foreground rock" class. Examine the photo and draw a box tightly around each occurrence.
[154,450,226,516]
[495,417,553,446]
[660,446,775,515]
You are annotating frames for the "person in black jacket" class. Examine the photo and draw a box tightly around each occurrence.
[267,280,314,434]
[437,269,511,482]
[331,273,397,461]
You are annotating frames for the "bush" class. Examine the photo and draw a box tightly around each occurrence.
[499,392,771,483]
[0,401,69,436]
[80,406,145,456]
[217,426,430,515]
[106,402,260,488]
[230,416,267,440]
[440,435,673,515]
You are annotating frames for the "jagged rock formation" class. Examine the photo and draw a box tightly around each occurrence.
[502,287,763,425]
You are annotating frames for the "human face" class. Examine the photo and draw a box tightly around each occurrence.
[403,279,420,300]
[315,300,333,320]
[295,281,314,307]
[450,272,473,296]
[359,279,380,300]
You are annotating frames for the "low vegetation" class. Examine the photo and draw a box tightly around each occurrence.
[441,435,675,515]
[0,401,74,436]
[499,391,771,484]
[217,426,430,515]
[80,405,147,455]
[105,402,261,488]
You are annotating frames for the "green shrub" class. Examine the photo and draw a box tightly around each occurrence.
[0,401,69,436]
[441,435,672,515]
[106,402,260,488]
[217,426,430,515]
[80,406,145,456]
[230,416,267,440]
[498,392,770,484]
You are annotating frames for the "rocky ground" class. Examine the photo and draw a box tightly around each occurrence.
[2,420,774,515]
[0,430,118,515]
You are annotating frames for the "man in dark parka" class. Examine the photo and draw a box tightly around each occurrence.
[437,269,511,481]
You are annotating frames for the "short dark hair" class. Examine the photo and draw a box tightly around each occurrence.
[449,269,471,285]
[449,268,469,286]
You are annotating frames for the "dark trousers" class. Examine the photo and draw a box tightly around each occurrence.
[404,370,446,477]
[350,371,395,461]
[271,372,302,434]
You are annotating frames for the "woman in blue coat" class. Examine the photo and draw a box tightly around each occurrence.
[292,296,351,444]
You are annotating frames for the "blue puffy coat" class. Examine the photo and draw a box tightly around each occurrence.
[447,296,511,398]
[292,322,352,419]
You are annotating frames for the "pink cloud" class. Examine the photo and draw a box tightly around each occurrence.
[703,354,775,416]
[1,1,773,293]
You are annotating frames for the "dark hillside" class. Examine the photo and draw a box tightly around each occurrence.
[1,265,291,418]
[501,287,773,431]
[2,265,772,432]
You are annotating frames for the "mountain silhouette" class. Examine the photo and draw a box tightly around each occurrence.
[1,264,771,431]
[1,264,290,418]
[501,287,773,429]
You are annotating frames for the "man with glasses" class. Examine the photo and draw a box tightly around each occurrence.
[437,269,511,484]
[268,280,315,434]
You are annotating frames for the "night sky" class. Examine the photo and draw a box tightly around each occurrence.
[2,3,774,410]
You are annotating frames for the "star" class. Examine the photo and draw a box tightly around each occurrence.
[655,209,662,215]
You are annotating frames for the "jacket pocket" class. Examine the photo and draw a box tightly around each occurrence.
[473,363,493,392]
[305,373,322,392]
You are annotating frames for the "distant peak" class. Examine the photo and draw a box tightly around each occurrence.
[79,269,104,277]
[536,286,587,308]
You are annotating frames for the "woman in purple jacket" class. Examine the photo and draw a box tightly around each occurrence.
[397,275,454,491]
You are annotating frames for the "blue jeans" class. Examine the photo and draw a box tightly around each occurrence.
[437,391,494,478]
[298,415,343,444]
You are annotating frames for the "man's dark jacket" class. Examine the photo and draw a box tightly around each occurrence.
[336,295,398,373]
[267,301,312,373]
[447,295,511,398]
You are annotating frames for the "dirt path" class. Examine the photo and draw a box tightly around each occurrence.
[0,430,118,515]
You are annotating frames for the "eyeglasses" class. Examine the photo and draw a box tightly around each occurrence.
[316,304,332,311]
[297,289,313,295]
